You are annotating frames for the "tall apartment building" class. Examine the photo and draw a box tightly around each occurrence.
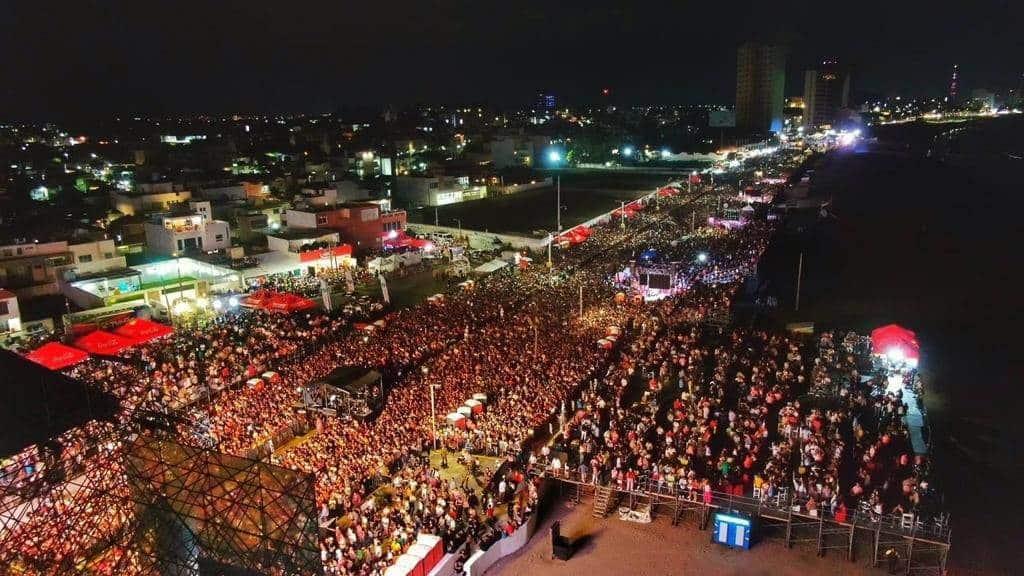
[736,42,787,134]
[803,60,851,130]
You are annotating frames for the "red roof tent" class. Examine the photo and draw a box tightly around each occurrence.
[114,318,175,344]
[26,342,90,371]
[265,291,318,313]
[383,231,432,250]
[657,186,680,197]
[299,244,353,262]
[73,330,136,356]
[871,324,920,360]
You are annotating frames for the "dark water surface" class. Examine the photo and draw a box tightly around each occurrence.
[756,117,1024,575]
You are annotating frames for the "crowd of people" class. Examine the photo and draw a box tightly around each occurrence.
[318,460,538,576]
[2,178,943,576]
[535,246,939,529]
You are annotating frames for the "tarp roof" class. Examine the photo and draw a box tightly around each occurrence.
[243,290,317,313]
[25,342,90,370]
[114,318,175,344]
[266,292,318,313]
[73,330,136,356]
[871,324,920,360]
[473,258,509,274]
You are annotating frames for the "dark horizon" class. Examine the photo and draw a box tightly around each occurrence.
[3,0,1022,120]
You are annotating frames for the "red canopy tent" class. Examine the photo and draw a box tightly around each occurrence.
[298,244,353,262]
[383,231,433,251]
[871,324,920,362]
[73,330,136,356]
[243,290,274,308]
[657,186,680,197]
[266,292,317,313]
[26,342,90,370]
[114,318,175,344]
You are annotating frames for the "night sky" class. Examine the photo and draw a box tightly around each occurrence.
[3,0,1022,118]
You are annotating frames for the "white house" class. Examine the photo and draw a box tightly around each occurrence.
[144,202,231,256]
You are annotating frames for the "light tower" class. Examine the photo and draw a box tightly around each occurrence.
[948,64,959,103]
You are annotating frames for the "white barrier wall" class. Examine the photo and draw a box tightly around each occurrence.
[463,511,539,576]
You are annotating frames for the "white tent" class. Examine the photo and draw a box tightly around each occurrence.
[473,258,509,275]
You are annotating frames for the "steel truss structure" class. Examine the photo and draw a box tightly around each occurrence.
[0,436,320,576]
[124,436,321,576]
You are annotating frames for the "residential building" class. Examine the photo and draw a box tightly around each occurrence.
[111,182,192,216]
[67,239,126,276]
[736,42,787,134]
[0,238,125,298]
[803,61,851,130]
[285,203,406,251]
[144,201,231,256]
[0,289,21,334]
[232,200,289,242]
[488,136,550,169]
[200,184,247,201]
[394,175,487,207]
[536,91,556,111]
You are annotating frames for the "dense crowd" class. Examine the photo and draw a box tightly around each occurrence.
[319,461,538,576]
[5,180,940,576]
[537,279,938,526]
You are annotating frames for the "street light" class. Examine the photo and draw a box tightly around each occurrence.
[422,366,438,451]
[548,148,564,234]
[622,146,634,157]
[697,252,709,263]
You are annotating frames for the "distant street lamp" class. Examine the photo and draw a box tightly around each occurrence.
[548,149,565,234]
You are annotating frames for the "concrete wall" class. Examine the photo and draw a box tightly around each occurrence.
[286,210,318,229]
[495,178,552,195]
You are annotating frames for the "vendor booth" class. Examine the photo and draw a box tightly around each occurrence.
[25,342,90,370]
[113,318,174,344]
[73,330,136,356]
[871,324,920,366]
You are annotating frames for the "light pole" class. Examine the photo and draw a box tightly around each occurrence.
[422,366,438,450]
[548,149,563,234]
[795,251,804,312]
[556,173,561,234]
[547,233,553,268]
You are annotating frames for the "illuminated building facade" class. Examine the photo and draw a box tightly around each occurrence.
[803,61,851,130]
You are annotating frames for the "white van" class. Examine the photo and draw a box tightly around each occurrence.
[429,232,454,246]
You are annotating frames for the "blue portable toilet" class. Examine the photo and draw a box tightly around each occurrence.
[711,512,753,549]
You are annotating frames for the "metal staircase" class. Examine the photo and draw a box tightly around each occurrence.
[592,485,619,518]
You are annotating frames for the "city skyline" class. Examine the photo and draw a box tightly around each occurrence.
[3,0,1022,119]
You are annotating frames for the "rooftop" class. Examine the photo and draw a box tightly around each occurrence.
[266,228,340,241]
[290,202,383,214]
